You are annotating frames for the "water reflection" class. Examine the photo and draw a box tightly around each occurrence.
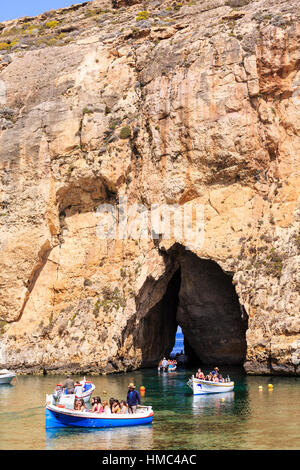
[46,423,154,451]
[0,383,15,396]
[192,392,235,413]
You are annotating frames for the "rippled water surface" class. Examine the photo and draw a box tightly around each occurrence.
[0,367,299,450]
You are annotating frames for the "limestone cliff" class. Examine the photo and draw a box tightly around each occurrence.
[0,0,299,375]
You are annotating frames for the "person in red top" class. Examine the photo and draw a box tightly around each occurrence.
[92,396,103,413]
[195,368,205,379]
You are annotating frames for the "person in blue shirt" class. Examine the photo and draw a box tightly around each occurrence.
[126,383,141,414]
[211,367,220,377]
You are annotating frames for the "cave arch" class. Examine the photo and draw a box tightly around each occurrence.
[135,244,248,368]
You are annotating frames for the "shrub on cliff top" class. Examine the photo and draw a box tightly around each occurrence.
[46,20,59,29]
[0,42,11,50]
[0,40,18,50]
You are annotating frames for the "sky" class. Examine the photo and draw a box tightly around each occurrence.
[0,1,88,22]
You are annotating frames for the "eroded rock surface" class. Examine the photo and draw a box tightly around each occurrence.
[0,0,299,375]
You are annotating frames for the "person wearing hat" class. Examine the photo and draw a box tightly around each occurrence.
[126,383,141,414]
[211,367,220,378]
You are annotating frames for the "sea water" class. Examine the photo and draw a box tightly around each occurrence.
[0,367,299,450]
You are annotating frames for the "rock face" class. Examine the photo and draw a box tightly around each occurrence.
[0,0,299,375]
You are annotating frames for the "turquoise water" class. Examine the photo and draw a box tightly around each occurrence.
[0,367,300,450]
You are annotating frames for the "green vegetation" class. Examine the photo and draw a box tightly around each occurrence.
[119,126,131,139]
[265,248,283,278]
[136,11,150,21]
[120,268,126,279]
[0,40,18,50]
[45,38,58,47]
[174,2,183,10]
[109,118,120,130]
[45,20,59,29]
[84,8,106,18]
[82,107,94,115]
[94,287,126,315]
[294,234,300,251]
[0,320,7,336]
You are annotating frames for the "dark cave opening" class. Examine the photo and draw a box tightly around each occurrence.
[138,247,248,369]
[137,268,181,368]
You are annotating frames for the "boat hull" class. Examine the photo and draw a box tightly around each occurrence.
[187,378,234,395]
[46,405,154,429]
[0,373,15,385]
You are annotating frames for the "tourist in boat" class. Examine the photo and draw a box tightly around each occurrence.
[213,374,219,383]
[79,398,86,412]
[92,396,103,413]
[63,375,75,394]
[120,400,128,414]
[102,400,110,413]
[112,400,121,414]
[168,360,177,371]
[205,372,213,381]
[218,374,225,383]
[91,396,97,411]
[127,383,141,414]
[161,357,169,371]
[211,367,220,378]
[195,368,205,379]
[74,399,81,411]
[109,397,116,412]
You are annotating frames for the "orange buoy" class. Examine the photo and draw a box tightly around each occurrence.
[140,386,145,391]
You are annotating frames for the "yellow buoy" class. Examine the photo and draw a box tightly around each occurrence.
[258,385,263,389]
[221,398,225,402]
[268,384,273,389]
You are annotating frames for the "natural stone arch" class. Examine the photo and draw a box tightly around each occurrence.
[133,243,248,368]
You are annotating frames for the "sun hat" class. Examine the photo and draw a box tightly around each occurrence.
[128,383,135,388]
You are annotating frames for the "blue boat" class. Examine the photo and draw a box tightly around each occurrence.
[46,404,154,429]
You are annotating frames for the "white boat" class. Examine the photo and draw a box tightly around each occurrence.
[187,375,234,395]
[51,377,95,406]
[0,369,16,385]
